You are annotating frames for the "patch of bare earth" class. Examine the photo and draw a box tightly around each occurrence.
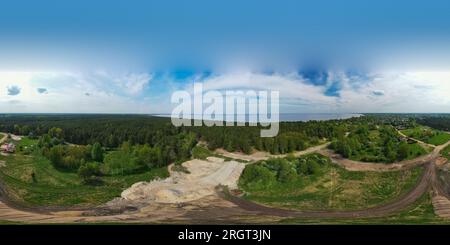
[215,142,331,162]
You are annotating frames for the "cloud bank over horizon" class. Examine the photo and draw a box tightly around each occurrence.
[0,70,449,114]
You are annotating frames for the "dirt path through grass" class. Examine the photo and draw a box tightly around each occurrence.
[215,142,331,162]
[218,163,434,218]
[319,140,450,172]
[397,128,436,148]
[0,162,434,223]
[0,134,449,223]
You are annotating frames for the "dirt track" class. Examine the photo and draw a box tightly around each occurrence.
[219,163,434,218]
[0,134,449,223]
[319,141,450,172]
[0,154,443,223]
[215,142,331,162]
[214,135,450,219]
[397,129,436,149]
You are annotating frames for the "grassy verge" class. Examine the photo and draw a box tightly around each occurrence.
[240,154,423,211]
[0,220,22,225]
[441,144,450,161]
[402,126,450,146]
[279,192,446,224]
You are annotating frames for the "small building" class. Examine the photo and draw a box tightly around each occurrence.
[1,143,16,153]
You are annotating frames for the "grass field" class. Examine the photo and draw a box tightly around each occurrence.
[240,154,423,211]
[402,126,450,146]
[441,144,450,160]
[0,137,168,207]
[402,143,431,160]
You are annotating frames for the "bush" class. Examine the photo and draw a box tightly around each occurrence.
[277,161,297,183]
[78,162,101,184]
[191,145,213,160]
[91,142,104,162]
[239,164,276,188]
[45,144,91,170]
[48,145,64,167]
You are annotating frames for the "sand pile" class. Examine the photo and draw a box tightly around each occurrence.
[119,157,245,204]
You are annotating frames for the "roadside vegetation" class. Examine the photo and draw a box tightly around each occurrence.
[279,192,444,224]
[401,126,450,146]
[0,135,169,207]
[442,144,450,160]
[0,114,444,210]
[330,124,427,163]
[239,154,423,211]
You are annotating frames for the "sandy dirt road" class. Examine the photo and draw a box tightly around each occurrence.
[215,139,450,172]
[397,129,436,148]
[218,138,450,219]
[219,162,434,219]
[319,140,450,172]
[0,136,449,223]
[215,142,331,162]
[0,161,442,223]
[0,157,260,224]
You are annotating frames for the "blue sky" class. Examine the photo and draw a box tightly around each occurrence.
[0,0,450,113]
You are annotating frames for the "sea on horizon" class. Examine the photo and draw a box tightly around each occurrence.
[153,113,363,123]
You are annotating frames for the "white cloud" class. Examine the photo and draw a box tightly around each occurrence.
[0,70,449,113]
[182,72,338,112]
[7,85,21,95]
[0,71,155,113]
[178,70,450,113]
[117,73,152,95]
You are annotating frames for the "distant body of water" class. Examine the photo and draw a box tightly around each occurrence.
[278,113,363,122]
[153,113,363,123]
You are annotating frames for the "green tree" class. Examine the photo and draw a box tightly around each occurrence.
[385,140,397,162]
[307,161,321,175]
[239,164,275,187]
[398,142,409,160]
[78,162,101,183]
[48,145,64,168]
[91,142,104,162]
[277,161,297,183]
[48,127,64,139]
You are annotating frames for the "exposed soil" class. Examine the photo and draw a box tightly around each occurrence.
[0,133,449,223]
[319,140,450,172]
[218,163,434,219]
[112,157,245,204]
[215,142,331,162]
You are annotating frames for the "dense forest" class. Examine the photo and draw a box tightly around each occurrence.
[416,116,450,131]
[0,114,364,157]
[0,115,197,182]
[0,113,446,172]
[184,118,377,154]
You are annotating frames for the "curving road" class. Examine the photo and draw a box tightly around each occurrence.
[217,135,450,219]
[218,162,434,219]
[0,132,449,223]
[318,140,450,172]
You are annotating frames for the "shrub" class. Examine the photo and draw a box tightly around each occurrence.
[239,164,276,188]
[78,162,101,184]
[277,161,297,183]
